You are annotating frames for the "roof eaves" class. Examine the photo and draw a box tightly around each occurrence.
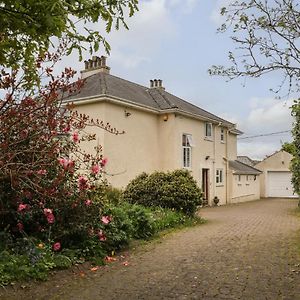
[64,94,161,114]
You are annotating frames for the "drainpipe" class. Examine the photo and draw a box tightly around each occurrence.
[225,129,229,204]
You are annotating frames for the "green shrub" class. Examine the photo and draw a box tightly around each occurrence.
[125,204,156,239]
[123,169,202,215]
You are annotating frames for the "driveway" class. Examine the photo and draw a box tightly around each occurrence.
[2,199,300,299]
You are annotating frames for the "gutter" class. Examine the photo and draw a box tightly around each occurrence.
[64,94,242,134]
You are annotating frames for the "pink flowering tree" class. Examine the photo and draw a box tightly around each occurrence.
[0,52,120,249]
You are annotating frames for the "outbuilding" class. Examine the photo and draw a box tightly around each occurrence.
[255,150,297,198]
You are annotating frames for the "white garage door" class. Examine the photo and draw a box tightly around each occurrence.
[267,171,297,198]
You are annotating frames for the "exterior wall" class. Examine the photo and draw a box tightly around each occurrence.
[255,151,293,198]
[72,100,239,205]
[174,116,234,205]
[229,172,260,203]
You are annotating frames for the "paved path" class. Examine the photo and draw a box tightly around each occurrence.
[2,199,300,300]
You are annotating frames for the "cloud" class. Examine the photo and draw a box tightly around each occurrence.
[237,97,293,159]
[54,0,199,74]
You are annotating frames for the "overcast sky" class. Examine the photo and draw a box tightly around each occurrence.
[57,0,293,160]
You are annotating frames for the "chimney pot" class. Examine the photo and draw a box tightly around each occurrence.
[101,56,107,67]
[81,55,111,78]
[150,80,154,88]
[158,79,162,87]
[154,79,158,87]
[88,59,93,69]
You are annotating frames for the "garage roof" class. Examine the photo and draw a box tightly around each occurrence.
[229,160,262,175]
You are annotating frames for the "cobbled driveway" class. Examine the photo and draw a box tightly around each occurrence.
[2,199,300,300]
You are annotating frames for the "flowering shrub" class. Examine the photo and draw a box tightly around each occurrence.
[0,53,123,251]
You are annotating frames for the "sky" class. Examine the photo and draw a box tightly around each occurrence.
[57,0,294,160]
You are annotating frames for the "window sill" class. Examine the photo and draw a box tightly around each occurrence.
[216,184,224,187]
[220,141,226,144]
[204,137,213,142]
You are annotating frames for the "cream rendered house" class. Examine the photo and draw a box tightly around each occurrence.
[65,56,260,206]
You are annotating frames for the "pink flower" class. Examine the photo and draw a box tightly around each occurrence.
[44,208,55,224]
[91,164,100,175]
[98,230,107,241]
[72,131,79,143]
[58,158,75,172]
[43,208,53,215]
[101,158,108,167]
[52,242,61,251]
[46,213,55,224]
[101,215,112,225]
[63,124,70,133]
[37,169,47,175]
[18,203,28,212]
[78,175,89,190]
[85,199,92,206]
[17,222,24,231]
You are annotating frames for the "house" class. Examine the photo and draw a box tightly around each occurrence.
[65,56,261,206]
[255,150,297,198]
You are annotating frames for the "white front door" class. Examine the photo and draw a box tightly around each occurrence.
[267,171,297,198]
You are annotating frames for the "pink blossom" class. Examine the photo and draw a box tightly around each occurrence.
[91,164,100,175]
[63,124,70,133]
[46,213,55,224]
[78,175,89,190]
[98,230,107,241]
[37,169,47,175]
[43,208,53,215]
[85,199,92,206]
[58,158,75,172]
[18,203,28,212]
[101,215,112,225]
[101,158,108,167]
[52,242,61,251]
[72,131,79,143]
[17,222,24,231]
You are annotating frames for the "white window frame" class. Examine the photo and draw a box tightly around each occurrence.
[182,134,192,168]
[216,168,224,186]
[205,123,213,139]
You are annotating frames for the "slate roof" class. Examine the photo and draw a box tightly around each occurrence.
[66,72,242,132]
[229,160,262,175]
[237,156,261,167]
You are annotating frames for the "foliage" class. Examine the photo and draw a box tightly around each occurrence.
[0,0,138,83]
[123,169,202,215]
[209,0,300,94]
[0,54,127,252]
[281,142,297,156]
[291,100,300,197]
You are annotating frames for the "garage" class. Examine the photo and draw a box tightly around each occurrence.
[255,150,298,198]
[267,171,296,198]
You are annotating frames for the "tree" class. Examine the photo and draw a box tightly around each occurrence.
[209,0,300,94]
[0,0,138,82]
[0,53,123,246]
[209,0,300,198]
[281,141,296,155]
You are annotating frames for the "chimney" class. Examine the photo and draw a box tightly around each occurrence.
[81,55,111,79]
[149,78,165,90]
